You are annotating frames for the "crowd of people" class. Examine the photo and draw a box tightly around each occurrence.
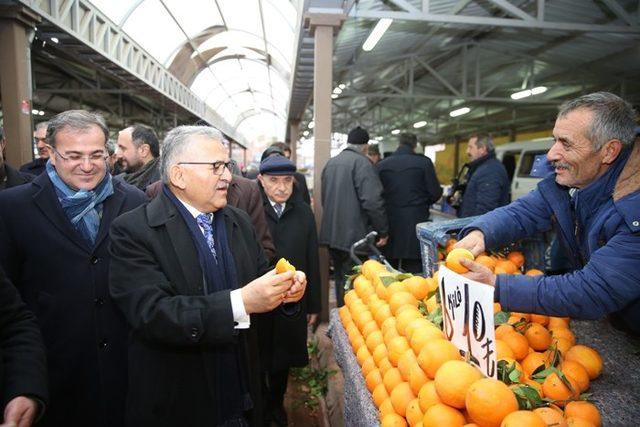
[0,90,637,426]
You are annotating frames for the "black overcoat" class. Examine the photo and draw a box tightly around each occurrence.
[0,173,147,427]
[108,191,270,426]
[376,145,442,259]
[256,188,321,371]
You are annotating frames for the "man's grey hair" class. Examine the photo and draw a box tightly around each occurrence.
[106,139,117,156]
[46,110,108,148]
[470,132,494,152]
[35,121,50,132]
[558,91,637,151]
[160,125,223,184]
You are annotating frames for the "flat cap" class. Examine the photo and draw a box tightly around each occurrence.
[259,155,296,175]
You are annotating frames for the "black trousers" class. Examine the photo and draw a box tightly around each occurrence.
[329,248,356,307]
[262,369,289,426]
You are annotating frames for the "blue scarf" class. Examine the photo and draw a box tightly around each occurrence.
[162,185,252,425]
[46,160,113,245]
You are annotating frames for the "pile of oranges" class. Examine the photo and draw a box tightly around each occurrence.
[338,251,604,427]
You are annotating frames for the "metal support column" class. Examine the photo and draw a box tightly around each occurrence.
[288,119,300,163]
[0,5,39,167]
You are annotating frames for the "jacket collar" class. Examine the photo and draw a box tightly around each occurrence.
[31,172,125,252]
[394,144,415,155]
[466,151,496,173]
[613,140,640,201]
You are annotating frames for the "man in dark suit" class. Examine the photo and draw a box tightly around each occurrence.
[0,266,48,427]
[376,133,442,273]
[0,110,147,427]
[256,155,321,426]
[108,125,307,427]
[0,127,34,191]
[19,121,50,176]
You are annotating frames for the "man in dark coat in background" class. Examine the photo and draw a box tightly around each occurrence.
[262,144,311,205]
[0,110,147,427]
[376,133,442,273]
[0,127,34,191]
[319,126,388,306]
[109,125,307,426]
[0,266,48,427]
[19,121,50,176]
[256,155,321,426]
[115,124,161,190]
[457,133,510,217]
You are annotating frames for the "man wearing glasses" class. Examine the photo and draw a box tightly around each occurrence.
[109,125,307,426]
[0,110,147,427]
[19,121,50,176]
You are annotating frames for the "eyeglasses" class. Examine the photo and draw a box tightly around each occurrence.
[178,160,234,176]
[48,145,108,164]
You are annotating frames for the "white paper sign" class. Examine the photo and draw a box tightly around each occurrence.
[438,266,497,379]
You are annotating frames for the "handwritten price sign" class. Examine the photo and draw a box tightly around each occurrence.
[438,266,497,378]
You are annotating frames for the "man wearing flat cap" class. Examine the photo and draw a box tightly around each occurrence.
[256,155,320,426]
[319,126,389,306]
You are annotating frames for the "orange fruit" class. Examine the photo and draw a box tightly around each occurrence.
[383,367,404,394]
[384,328,400,346]
[549,327,576,346]
[424,277,438,293]
[494,302,502,313]
[500,410,546,427]
[530,314,549,326]
[350,334,365,353]
[366,368,383,392]
[275,257,295,273]
[398,349,419,381]
[495,259,518,274]
[422,403,465,427]
[379,358,393,376]
[434,360,483,409]
[564,401,601,427]
[373,344,389,365]
[564,345,603,380]
[376,280,390,301]
[548,316,570,329]
[445,238,458,253]
[381,317,397,335]
[389,292,419,315]
[373,382,390,407]
[495,324,515,340]
[362,357,376,377]
[374,304,393,326]
[541,372,579,406]
[379,397,397,419]
[495,339,515,360]
[417,339,461,379]
[409,364,429,396]
[405,318,432,341]
[362,259,387,281]
[501,331,530,360]
[388,336,411,366]
[507,251,525,268]
[465,378,518,427]
[354,275,374,299]
[526,269,544,276]
[405,398,423,426]
[390,382,416,417]
[445,248,475,274]
[425,295,438,314]
[410,326,445,356]
[560,360,590,393]
[522,378,544,397]
[552,337,573,355]
[532,407,566,427]
[525,323,552,351]
[403,276,430,300]
[381,413,408,427]
[396,309,423,336]
[510,312,531,322]
[366,330,384,352]
[476,255,497,271]
[417,381,441,412]
[356,345,372,366]
[521,352,548,377]
[339,305,352,324]
[344,289,359,307]
[565,417,597,427]
[362,320,380,338]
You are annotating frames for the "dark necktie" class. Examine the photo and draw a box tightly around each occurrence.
[274,203,283,218]
[196,213,218,262]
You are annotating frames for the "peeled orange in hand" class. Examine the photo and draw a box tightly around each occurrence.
[445,248,475,274]
[275,257,296,273]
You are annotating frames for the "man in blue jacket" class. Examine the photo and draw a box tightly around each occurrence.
[456,92,640,335]
[457,133,510,217]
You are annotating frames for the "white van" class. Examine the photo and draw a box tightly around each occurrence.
[495,137,554,200]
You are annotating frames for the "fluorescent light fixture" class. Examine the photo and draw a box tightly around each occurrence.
[391,129,400,135]
[510,86,547,100]
[38,110,45,116]
[50,37,59,44]
[303,130,310,137]
[362,18,392,52]
[333,87,342,94]
[331,94,338,99]
[413,120,427,128]
[338,83,346,90]
[31,109,39,115]
[531,86,547,95]
[450,107,470,117]
[375,136,383,141]
[308,121,315,129]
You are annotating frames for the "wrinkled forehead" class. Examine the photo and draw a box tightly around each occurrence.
[184,135,228,160]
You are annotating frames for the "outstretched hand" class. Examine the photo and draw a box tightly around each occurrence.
[459,258,496,287]
[454,230,486,257]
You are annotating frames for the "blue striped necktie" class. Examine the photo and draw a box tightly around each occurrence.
[274,203,283,218]
[196,213,218,263]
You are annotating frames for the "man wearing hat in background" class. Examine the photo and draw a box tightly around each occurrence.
[319,126,389,306]
[256,155,320,426]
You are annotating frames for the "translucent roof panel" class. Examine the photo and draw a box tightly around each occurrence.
[237,112,286,143]
[162,0,224,38]
[122,1,186,63]
[90,0,135,24]
[218,0,262,38]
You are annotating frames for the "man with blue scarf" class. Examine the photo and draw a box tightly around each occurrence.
[0,110,147,426]
[108,125,307,426]
[454,92,640,335]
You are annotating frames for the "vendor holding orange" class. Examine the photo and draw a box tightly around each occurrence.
[255,155,321,426]
[455,92,640,335]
